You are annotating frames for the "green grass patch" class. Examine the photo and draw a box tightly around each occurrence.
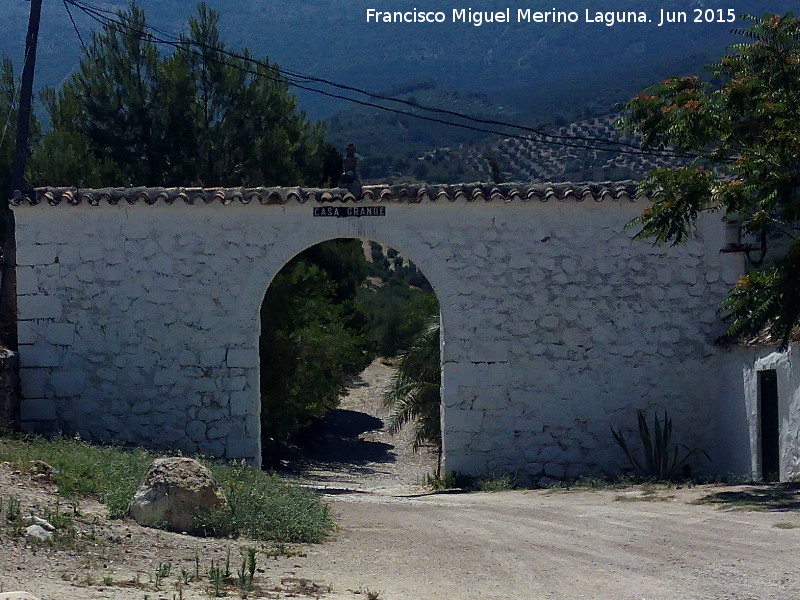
[570,476,633,490]
[0,435,333,543]
[0,435,155,518]
[774,522,800,529]
[423,471,518,493]
[423,471,465,490]
[477,473,516,492]
[201,462,333,543]
[543,475,643,492]
[614,490,674,502]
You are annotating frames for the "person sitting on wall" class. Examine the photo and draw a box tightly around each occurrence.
[338,143,362,197]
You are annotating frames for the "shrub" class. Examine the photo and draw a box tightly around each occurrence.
[477,473,516,492]
[202,462,333,542]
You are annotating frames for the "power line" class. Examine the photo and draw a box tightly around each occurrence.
[65,0,685,158]
[63,0,87,51]
[66,0,659,155]
[68,0,668,157]
[64,0,704,161]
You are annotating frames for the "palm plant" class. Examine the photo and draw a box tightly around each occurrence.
[383,317,442,475]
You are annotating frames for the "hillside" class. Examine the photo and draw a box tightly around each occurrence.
[377,112,687,185]
[1,0,792,120]
[1,0,793,186]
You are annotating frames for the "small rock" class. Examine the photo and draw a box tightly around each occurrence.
[0,593,42,600]
[129,457,228,535]
[28,460,58,483]
[26,515,55,531]
[24,524,52,542]
[28,460,57,476]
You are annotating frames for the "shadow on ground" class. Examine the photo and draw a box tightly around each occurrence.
[289,409,396,477]
[696,483,800,511]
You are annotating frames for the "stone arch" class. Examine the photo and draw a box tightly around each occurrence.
[239,227,457,333]
[247,233,451,467]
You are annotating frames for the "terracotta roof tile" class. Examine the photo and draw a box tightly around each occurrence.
[11,181,643,207]
[717,327,800,348]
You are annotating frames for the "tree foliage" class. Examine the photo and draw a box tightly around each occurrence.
[618,13,800,347]
[259,240,372,441]
[0,58,19,199]
[357,284,437,358]
[260,239,440,443]
[0,58,40,230]
[29,2,331,188]
[356,241,437,357]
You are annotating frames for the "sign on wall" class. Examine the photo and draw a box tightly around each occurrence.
[313,206,386,218]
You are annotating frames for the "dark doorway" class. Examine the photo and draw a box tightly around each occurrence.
[758,370,780,481]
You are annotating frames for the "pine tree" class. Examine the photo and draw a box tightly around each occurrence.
[33,2,330,188]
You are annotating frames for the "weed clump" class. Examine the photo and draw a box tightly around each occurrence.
[200,461,333,542]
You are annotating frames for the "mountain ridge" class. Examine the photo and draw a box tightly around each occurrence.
[0,0,793,119]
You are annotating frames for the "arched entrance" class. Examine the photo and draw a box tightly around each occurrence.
[258,238,442,474]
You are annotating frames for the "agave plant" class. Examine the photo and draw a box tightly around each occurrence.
[611,409,710,480]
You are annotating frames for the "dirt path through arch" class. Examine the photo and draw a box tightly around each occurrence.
[287,358,439,496]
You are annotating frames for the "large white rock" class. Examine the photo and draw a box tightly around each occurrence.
[24,524,52,542]
[129,457,227,535]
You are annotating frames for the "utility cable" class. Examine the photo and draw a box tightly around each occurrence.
[64,0,706,160]
[66,0,660,155]
[66,0,696,158]
[63,0,87,51]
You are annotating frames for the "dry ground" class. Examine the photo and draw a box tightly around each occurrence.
[2,360,800,600]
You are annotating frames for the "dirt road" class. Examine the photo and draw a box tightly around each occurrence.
[301,484,800,600]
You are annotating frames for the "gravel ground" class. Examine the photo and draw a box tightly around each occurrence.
[2,359,800,600]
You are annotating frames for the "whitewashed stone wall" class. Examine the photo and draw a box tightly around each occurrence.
[12,190,750,478]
